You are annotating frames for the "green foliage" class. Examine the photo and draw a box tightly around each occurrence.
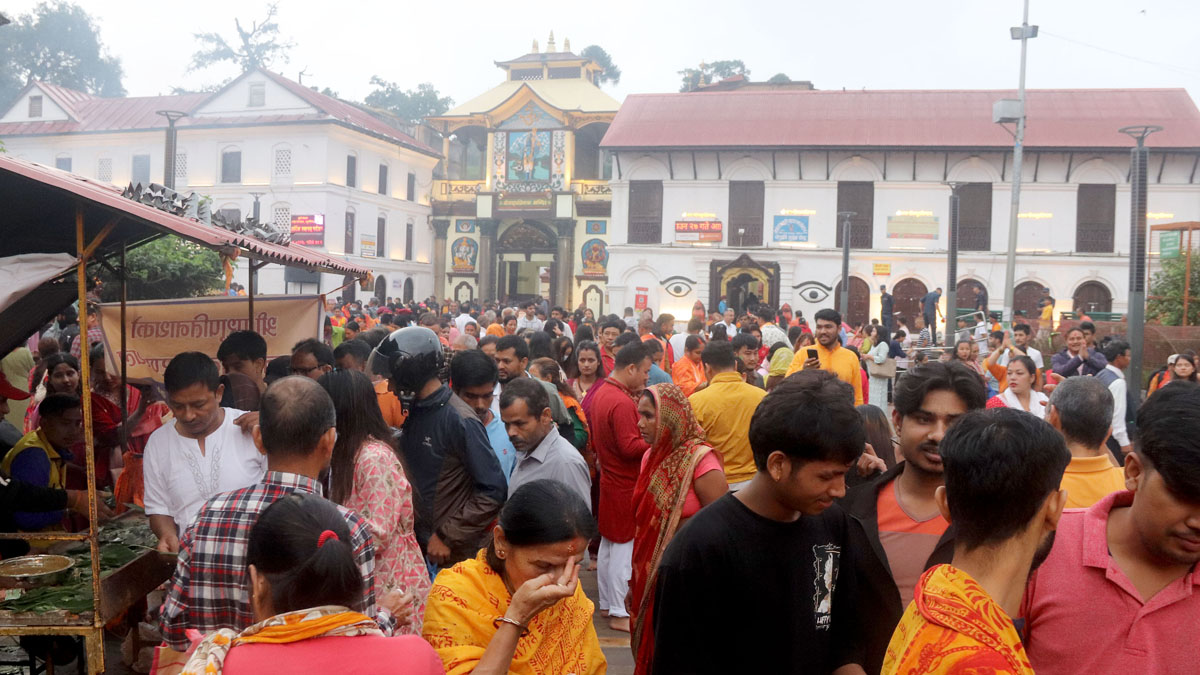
[1148,253,1200,326]
[189,2,294,74]
[94,237,224,302]
[678,60,749,92]
[0,1,125,109]
[364,78,453,122]
[580,45,621,86]
[767,73,792,84]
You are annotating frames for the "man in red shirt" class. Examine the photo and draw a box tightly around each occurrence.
[598,319,624,375]
[1023,382,1200,674]
[581,340,651,633]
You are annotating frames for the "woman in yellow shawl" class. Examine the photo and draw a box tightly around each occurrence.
[422,479,606,675]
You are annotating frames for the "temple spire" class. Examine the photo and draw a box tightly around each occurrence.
[532,38,539,53]
[546,31,556,52]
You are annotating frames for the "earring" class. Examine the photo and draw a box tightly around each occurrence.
[497,550,506,559]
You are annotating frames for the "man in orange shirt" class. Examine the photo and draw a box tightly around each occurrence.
[670,335,706,397]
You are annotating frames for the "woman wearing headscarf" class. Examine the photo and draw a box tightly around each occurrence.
[630,384,727,675]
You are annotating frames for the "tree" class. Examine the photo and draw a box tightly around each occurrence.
[1148,253,1200,326]
[0,2,125,109]
[189,2,294,74]
[93,237,224,302]
[364,78,453,122]
[580,45,621,86]
[767,73,792,84]
[678,60,749,92]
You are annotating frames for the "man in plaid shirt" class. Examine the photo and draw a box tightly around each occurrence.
[159,376,397,650]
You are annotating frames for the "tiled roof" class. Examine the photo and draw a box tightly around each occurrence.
[601,88,1200,150]
[0,71,440,157]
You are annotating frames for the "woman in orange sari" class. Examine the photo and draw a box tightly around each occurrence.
[630,384,727,674]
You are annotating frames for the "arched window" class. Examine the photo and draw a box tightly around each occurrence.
[833,277,871,327]
[1014,281,1046,319]
[220,147,242,183]
[1073,282,1113,314]
[403,278,414,303]
[892,278,929,325]
[956,279,988,314]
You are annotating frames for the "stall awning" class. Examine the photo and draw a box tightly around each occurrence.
[0,155,371,277]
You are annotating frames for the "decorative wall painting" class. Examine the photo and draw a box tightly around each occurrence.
[451,237,478,272]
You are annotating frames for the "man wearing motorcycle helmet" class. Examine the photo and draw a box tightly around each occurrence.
[368,327,507,571]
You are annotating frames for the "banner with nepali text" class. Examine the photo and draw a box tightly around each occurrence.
[97,295,323,382]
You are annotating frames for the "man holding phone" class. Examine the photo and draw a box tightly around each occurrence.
[784,308,864,405]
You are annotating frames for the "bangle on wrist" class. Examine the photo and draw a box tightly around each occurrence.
[493,615,529,636]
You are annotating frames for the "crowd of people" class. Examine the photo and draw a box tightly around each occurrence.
[0,290,1195,675]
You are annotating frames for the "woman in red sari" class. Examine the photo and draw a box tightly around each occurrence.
[630,384,727,674]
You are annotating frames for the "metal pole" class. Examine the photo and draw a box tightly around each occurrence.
[946,184,961,347]
[1184,227,1193,326]
[1121,125,1161,396]
[156,111,187,190]
[119,244,128,452]
[839,211,855,321]
[1002,0,1032,327]
[75,205,104,641]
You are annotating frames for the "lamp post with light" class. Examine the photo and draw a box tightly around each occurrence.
[944,182,963,347]
[997,0,1037,327]
[1121,124,1161,393]
[838,211,855,321]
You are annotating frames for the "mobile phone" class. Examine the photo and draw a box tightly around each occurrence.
[807,348,818,360]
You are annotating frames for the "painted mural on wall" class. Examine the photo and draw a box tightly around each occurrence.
[507,131,552,182]
[451,236,479,272]
[580,238,609,276]
[551,130,566,190]
[586,220,607,235]
[498,101,562,130]
[455,219,476,233]
[492,131,507,188]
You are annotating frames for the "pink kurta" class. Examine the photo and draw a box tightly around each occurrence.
[345,439,431,634]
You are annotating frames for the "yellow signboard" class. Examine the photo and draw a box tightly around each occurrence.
[873,263,892,276]
[97,295,323,382]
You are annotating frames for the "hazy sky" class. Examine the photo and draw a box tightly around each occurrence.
[8,0,1200,105]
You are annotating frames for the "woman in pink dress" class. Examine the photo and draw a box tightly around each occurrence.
[318,370,429,634]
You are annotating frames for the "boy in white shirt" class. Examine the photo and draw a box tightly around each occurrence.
[144,352,265,552]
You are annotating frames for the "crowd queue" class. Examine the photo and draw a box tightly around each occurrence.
[0,290,1195,675]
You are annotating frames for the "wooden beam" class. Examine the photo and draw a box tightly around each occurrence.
[771,151,777,180]
[691,151,698,179]
[1001,151,1008,181]
[614,152,622,180]
[667,152,674,180]
[882,151,888,180]
[912,152,917,181]
[797,151,803,180]
[1157,152,1167,183]
[81,214,121,260]
[1065,152,1074,182]
[942,152,949,182]
[716,152,722,179]
[1190,154,1199,184]
[1033,152,1041,182]
[825,150,831,180]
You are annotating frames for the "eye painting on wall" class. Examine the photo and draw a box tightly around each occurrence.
[507,131,551,182]
[451,237,478,272]
[661,276,697,298]
[580,238,609,276]
[793,280,832,304]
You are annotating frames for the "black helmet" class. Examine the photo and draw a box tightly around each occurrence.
[367,326,444,411]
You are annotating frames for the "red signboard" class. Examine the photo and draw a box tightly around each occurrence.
[635,287,649,311]
[290,214,325,247]
[674,220,723,242]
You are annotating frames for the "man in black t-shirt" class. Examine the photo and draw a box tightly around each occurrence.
[651,370,868,674]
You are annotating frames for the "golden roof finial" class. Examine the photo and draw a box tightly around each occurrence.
[546,31,556,52]
[532,38,539,53]
[563,37,571,52]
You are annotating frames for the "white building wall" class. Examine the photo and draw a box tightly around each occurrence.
[606,149,1200,324]
[2,121,437,300]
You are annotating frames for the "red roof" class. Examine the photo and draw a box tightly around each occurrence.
[0,71,439,157]
[0,154,372,278]
[601,88,1200,150]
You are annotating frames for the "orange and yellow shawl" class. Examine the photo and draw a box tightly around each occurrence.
[883,564,1033,675]
[422,550,606,675]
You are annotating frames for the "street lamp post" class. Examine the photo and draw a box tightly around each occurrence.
[1121,125,1162,395]
[945,183,963,347]
[1000,0,1037,327]
[838,211,856,321]
[156,110,188,189]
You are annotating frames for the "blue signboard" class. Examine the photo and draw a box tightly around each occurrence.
[773,215,809,242]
